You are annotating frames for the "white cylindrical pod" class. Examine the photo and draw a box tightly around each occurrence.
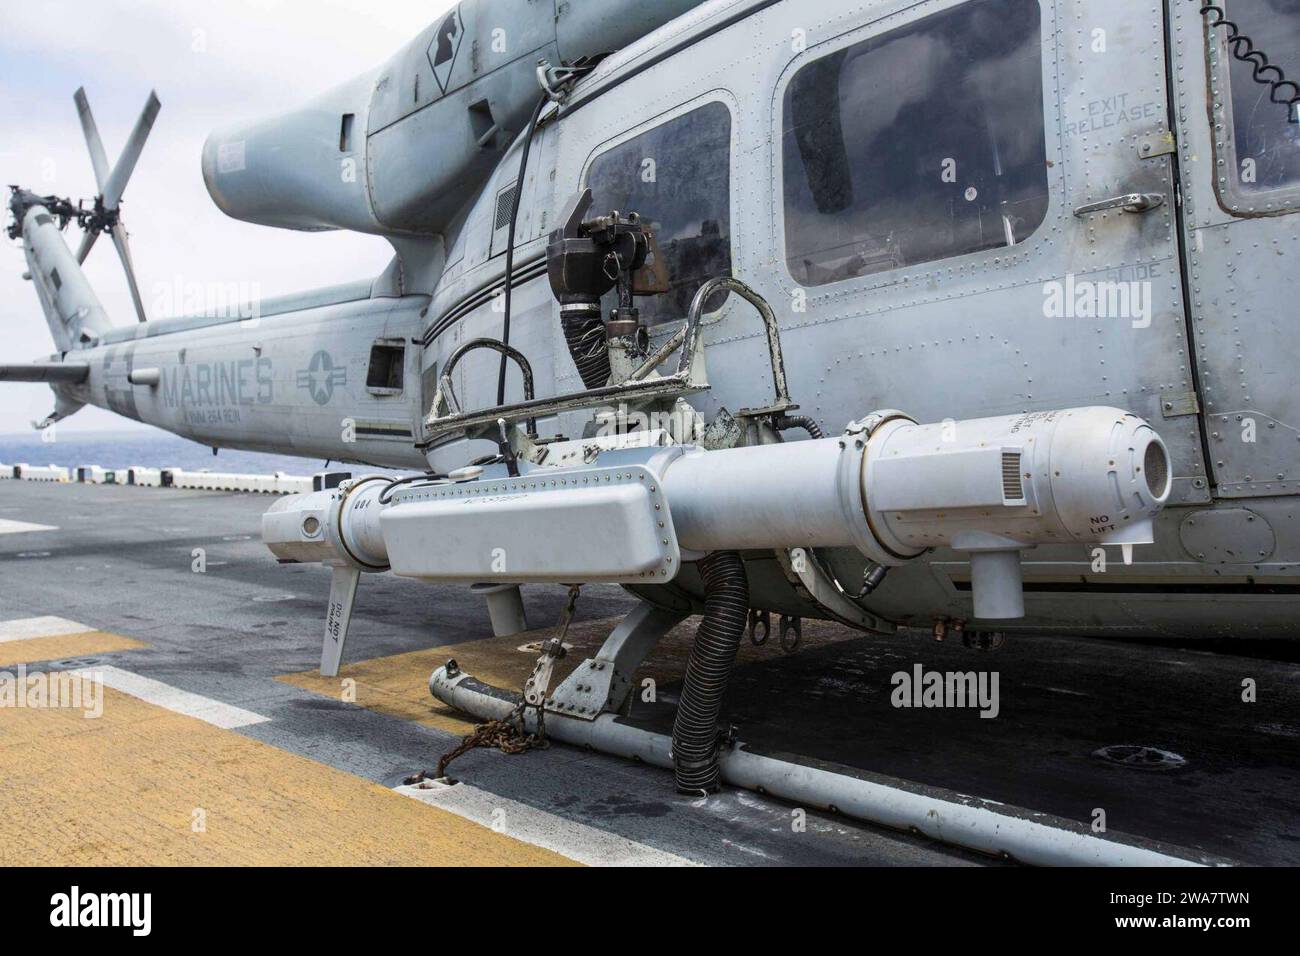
[261,477,391,570]
[864,407,1171,555]
[663,405,1168,620]
[262,490,337,564]
[864,406,1169,619]
[261,408,1168,621]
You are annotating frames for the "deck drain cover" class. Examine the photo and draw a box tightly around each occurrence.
[1093,744,1186,770]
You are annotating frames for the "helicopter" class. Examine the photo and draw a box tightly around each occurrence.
[4,0,1299,836]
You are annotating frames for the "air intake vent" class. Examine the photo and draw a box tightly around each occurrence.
[494,184,518,231]
[1001,452,1025,501]
[1143,441,1170,499]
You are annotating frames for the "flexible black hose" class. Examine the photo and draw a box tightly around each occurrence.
[672,551,749,794]
[497,93,550,408]
[776,414,824,440]
[562,311,612,389]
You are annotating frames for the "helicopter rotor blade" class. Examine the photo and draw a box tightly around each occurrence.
[100,90,160,210]
[74,229,99,265]
[110,221,148,323]
[73,87,111,193]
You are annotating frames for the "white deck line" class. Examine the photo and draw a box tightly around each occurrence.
[0,519,58,535]
[69,665,270,729]
[396,780,697,867]
[0,616,94,643]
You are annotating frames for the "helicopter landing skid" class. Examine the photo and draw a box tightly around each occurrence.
[427,615,1227,868]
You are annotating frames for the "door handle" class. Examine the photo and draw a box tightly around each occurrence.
[1073,192,1165,217]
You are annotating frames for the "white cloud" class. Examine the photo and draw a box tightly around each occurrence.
[0,0,453,433]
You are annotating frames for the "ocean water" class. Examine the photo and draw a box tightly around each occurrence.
[0,428,331,476]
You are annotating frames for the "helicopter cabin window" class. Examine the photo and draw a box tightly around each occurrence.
[1221,0,1300,195]
[585,101,732,325]
[365,340,405,394]
[781,0,1049,287]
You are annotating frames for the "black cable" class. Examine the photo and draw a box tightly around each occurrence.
[1198,1,1300,121]
[497,93,551,408]
[377,471,448,505]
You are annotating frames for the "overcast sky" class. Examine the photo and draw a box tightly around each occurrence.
[0,0,454,433]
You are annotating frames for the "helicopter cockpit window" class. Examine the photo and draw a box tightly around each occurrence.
[585,101,732,325]
[1222,0,1300,194]
[781,0,1049,287]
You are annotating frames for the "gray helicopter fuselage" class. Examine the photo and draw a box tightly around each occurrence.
[48,282,431,467]
[20,0,1300,637]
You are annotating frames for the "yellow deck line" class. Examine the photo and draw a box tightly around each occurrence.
[0,631,148,668]
[277,616,628,735]
[0,685,574,866]
[278,614,862,736]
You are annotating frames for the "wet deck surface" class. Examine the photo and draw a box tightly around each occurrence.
[1,480,1296,865]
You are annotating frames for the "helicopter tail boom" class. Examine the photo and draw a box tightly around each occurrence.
[8,190,116,352]
[5,87,158,352]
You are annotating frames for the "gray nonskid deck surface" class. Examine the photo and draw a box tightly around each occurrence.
[2,481,1296,865]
